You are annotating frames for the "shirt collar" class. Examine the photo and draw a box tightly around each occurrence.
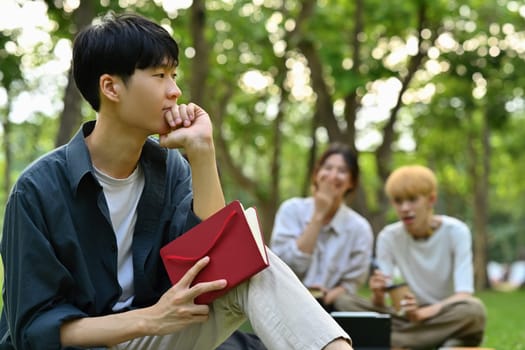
[65,121,167,195]
[66,121,97,194]
[325,204,351,235]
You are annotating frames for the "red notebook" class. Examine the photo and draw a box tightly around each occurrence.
[160,200,270,304]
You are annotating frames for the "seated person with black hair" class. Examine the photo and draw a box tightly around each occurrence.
[0,12,353,350]
[271,143,373,312]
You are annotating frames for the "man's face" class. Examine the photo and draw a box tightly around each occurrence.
[116,64,181,136]
[391,193,434,236]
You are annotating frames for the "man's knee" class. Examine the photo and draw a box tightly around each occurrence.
[456,299,487,346]
[456,298,487,329]
[445,297,487,343]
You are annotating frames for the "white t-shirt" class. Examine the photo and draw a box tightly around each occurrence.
[94,165,145,311]
[376,215,474,305]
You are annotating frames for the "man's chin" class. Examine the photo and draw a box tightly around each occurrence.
[156,124,172,136]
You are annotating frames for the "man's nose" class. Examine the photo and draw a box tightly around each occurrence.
[400,200,411,210]
[167,80,182,98]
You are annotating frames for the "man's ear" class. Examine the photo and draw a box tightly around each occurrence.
[99,74,122,102]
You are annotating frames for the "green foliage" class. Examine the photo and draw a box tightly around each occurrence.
[2,0,525,262]
[0,34,22,87]
[1,5,525,345]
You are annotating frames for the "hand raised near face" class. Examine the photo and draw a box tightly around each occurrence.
[146,256,227,335]
[312,175,340,221]
[159,103,214,152]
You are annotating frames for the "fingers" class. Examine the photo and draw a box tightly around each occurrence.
[369,269,389,290]
[400,296,417,308]
[372,269,383,278]
[399,294,418,320]
[402,294,417,307]
[404,291,416,300]
[174,256,227,303]
[177,256,211,288]
[159,102,214,150]
[166,103,196,129]
[316,176,338,193]
[189,279,228,303]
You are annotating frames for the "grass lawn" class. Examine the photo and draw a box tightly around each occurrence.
[477,289,525,349]
[0,260,522,349]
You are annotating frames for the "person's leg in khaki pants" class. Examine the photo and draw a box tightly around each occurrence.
[113,251,350,350]
[335,294,486,349]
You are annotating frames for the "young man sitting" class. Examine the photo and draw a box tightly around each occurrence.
[335,165,486,349]
[0,12,352,350]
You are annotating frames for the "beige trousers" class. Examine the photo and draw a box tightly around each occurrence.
[334,293,486,350]
[111,250,350,350]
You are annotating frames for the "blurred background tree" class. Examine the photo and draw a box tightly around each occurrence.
[1,0,525,290]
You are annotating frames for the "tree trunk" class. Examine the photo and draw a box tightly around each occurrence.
[474,112,490,290]
[189,0,209,106]
[55,1,95,146]
[466,111,490,291]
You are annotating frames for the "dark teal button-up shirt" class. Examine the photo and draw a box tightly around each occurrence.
[0,121,201,349]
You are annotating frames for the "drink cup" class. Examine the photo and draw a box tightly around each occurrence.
[308,287,325,300]
[386,283,411,312]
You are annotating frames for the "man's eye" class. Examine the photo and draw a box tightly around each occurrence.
[154,73,165,78]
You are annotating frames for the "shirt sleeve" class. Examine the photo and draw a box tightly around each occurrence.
[375,227,396,282]
[269,198,312,277]
[1,189,86,350]
[164,149,202,238]
[451,221,475,294]
[339,221,374,294]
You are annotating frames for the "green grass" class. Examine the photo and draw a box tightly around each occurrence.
[477,289,525,349]
[0,260,523,348]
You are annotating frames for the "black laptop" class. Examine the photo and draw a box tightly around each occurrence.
[330,311,391,350]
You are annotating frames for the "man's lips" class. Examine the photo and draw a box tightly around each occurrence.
[402,215,415,224]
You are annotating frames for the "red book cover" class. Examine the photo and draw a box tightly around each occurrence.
[160,200,270,304]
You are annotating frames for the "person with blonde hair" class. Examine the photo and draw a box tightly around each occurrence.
[337,165,487,349]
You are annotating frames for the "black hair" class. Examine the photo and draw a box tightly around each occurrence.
[311,143,360,195]
[72,12,179,111]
